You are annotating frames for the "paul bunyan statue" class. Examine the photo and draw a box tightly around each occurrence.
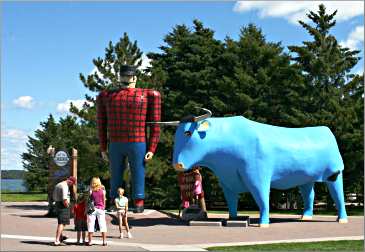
[96,65,161,213]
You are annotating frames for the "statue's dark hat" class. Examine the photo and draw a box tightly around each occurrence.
[120,64,137,76]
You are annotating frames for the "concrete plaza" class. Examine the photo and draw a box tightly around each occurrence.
[1,202,363,251]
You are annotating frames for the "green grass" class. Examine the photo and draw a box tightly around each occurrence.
[207,240,364,251]
[1,193,48,202]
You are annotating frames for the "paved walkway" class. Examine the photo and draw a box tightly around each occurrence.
[1,202,363,251]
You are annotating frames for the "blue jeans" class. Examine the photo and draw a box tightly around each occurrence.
[108,142,146,200]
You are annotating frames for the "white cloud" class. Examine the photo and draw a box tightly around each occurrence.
[1,128,29,170]
[340,26,364,50]
[1,128,28,140]
[233,1,364,25]
[56,99,92,114]
[13,96,34,109]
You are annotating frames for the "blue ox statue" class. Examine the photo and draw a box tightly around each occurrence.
[158,108,348,227]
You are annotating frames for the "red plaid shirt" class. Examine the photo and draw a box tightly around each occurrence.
[96,88,161,153]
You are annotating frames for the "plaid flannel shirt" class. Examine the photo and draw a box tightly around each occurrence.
[96,88,161,153]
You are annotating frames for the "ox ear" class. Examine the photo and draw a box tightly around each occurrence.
[197,120,210,132]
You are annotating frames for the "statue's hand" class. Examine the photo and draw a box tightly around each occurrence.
[144,152,154,161]
[47,145,55,156]
[101,151,109,162]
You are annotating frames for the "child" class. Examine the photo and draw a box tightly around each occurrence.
[115,188,132,239]
[193,167,207,214]
[73,193,88,245]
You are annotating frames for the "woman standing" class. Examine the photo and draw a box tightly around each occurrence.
[87,177,107,246]
[115,187,132,238]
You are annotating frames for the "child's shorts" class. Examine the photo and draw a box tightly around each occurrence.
[74,219,87,232]
[117,209,127,216]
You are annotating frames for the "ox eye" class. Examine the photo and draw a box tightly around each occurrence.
[184,131,192,137]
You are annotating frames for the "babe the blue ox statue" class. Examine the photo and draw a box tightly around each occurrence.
[161,108,348,227]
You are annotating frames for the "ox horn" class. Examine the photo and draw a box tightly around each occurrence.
[146,120,180,126]
[194,107,212,122]
[146,107,212,125]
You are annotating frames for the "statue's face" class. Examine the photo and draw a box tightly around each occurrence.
[120,75,137,84]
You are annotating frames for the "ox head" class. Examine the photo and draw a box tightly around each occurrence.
[149,108,212,172]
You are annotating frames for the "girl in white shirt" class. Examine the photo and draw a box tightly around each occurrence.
[115,188,132,238]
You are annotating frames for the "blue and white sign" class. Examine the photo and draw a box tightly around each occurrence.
[53,150,70,167]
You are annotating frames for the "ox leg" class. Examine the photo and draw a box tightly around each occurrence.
[221,183,238,219]
[299,182,315,220]
[248,183,270,227]
[326,171,348,223]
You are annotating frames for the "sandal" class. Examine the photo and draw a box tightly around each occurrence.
[103,242,107,246]
[86,242,92,246]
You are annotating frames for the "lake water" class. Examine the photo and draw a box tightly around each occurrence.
[1,179,28,192]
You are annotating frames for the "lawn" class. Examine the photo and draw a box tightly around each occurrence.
[1,192,48,202]
[207,240,364,251]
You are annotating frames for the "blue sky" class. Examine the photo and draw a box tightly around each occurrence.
[2,1,364,170]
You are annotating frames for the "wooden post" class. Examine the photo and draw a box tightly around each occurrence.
[71,148,78,200]
[46,146,56,216]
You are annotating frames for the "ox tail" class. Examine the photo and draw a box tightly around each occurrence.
[327,170,341,182]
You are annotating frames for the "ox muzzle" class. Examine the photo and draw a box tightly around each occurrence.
[174,163,185,172]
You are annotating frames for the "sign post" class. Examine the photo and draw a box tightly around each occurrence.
[46,146,77,216]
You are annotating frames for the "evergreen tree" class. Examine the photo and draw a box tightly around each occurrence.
[22,115,107,192]
[221,24,306,126]
[149,20,307,209]
[289,4,363,201]
[22,115,58,192]
[289,4,360,125]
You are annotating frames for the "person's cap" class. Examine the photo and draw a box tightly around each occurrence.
[119,64,137,76]
[67,176,77,185]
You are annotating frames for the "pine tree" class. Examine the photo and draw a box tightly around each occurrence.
[22,115,108,192]
[288,4,360,125]
[289,4,363,202]
[222,24,306,126]
[148,20,308,209]
[22,115,58,192]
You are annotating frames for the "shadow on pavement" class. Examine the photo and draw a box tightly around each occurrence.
[107,213,119,225]
[128,217,187,226]
[21,241,54,246]
[15,214,54,219]
[6,204,48,211]
[21,240,88,246]
[248,217,335,225]
[106,212,187,227]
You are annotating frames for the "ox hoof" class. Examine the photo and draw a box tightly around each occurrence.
[300,215,313,221]
[338,218,348,224]
[259,223,270,228]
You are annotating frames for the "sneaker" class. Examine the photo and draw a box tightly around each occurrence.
[119,233,123,239]
[53,241,66,246]
[127,232,133,239]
